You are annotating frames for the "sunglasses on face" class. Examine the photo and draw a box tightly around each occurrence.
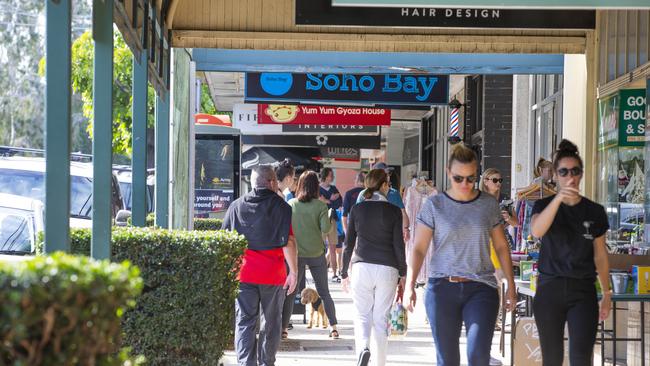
[557,167,583,177]
[452,175,477,184]
[485,177,503,184]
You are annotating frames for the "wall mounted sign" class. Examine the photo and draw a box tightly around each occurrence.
[331,0,648,9]
[403,134,420,165]
[242,134,381,149]
[598,94,618,150]
[320,147,361,161]
[296,0,595,29]
[257,104,390,126]
[233,104,380,135]
[619,89,646,147]
[282,124,379,134]
[245,72,449,107]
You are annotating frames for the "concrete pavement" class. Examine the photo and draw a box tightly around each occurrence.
[220,275,511,366]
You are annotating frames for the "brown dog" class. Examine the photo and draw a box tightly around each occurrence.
[300,287,329,329]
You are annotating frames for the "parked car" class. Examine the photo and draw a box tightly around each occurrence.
[0,155,124,223]
[113,165,155,213]
[0,193,43,255]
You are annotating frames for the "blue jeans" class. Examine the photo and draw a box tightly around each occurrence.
[424,278,499,366]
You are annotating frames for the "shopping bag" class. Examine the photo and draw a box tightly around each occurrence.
[389,302,408,337]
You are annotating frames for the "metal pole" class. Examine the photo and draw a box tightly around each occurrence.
[91,0,114,260]
[154,93,170,228]
[44,0,72,253]
[131,51,149,226]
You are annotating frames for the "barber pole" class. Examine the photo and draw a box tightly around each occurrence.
[449,107,460,137]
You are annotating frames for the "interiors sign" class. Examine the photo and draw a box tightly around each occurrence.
[258,104,390,125]
[245,72,449,107]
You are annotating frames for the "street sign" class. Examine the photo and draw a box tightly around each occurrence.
[331,0,650,9]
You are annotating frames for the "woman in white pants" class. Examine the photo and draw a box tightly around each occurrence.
[341,169,407,366]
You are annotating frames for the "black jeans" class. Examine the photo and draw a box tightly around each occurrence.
[283,254,338,328]
[532,276,599,366]
[235,283,286,366]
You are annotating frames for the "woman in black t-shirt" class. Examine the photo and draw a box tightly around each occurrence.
[530,139,611,366]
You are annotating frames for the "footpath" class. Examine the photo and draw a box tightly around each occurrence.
[219,275,511,366]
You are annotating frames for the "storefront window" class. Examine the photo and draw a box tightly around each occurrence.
[597,90,646,245]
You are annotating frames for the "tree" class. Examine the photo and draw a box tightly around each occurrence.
[63,30,155,157]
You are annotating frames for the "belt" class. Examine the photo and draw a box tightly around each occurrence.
[447,276,473,283]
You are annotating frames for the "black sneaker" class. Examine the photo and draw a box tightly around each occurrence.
[357,348,370,366]
[287,323,293,330]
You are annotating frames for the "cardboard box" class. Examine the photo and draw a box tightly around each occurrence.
[632,266,650,294]
[520,261,536,281]
[608,254,650,271]
[514,318,568,366]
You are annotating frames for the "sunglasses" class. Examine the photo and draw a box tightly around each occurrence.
[452,175,478,184]
[557,167,583,177]
[485,177,503,184]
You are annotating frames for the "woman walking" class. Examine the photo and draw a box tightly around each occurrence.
[286,171,340,339]
[341,169,406,366]
[319,167,343,282]
[404,143,516,366]
[530,140,611,366]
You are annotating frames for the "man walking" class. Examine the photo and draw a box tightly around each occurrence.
[222,165,298,366]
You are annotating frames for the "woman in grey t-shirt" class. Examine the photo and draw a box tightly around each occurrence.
[404,144,517,366]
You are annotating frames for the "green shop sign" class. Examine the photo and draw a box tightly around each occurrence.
[618,89,646,147]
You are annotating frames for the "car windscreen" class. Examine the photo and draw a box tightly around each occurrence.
[0,169,93,219]
[0,207,33,252]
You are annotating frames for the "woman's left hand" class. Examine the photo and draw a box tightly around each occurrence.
[599,294,612,321]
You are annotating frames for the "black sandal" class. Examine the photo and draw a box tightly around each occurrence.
[329,329,339,339]
[281,330,288,339]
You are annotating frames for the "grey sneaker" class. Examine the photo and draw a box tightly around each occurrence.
[357,348,370,366]
[489,356,503,366]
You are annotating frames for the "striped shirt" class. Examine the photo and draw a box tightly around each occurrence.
[416,191,501,288]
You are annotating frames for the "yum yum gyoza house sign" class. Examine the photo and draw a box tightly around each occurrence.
[245,72,449,108]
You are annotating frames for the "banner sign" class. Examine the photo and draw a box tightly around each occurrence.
[242,134,381,149]
[403,135,420,165]
[233,104,380,135]
[320,147,361,161]
[598,94,618,150]
[257,104,390,125]
[619,89,646,147]
[282,124,379,134]
[296,0,595,29]
[331,0,649,9]
[245,72,449,107]
[194,189,234,214]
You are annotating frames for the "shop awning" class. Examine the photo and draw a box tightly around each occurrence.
[241,146,321,173]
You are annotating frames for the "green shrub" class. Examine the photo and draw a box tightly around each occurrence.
[37,227,247,365]
[126,213,155,227]
[193,218,223,231]
[0,252,143,365]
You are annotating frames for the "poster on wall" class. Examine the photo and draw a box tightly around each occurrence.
[194,138,236,216]
[618,89,646,147]
[618,148,645,204]
[598,94,619,150]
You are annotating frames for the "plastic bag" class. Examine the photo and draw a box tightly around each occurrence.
[389,302,408,337]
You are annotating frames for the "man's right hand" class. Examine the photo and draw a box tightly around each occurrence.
[284,272,297,295]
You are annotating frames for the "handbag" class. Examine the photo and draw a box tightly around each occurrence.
[389,284,408,337]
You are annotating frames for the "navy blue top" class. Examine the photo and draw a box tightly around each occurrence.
[320,185,342,210]
[342,187,364,217]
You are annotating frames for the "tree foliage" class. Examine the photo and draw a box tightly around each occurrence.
[64,30,155,157]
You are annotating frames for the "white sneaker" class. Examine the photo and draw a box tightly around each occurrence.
[489,356,503,366]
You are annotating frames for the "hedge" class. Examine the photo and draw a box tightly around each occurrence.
[193,218,223,231]
[39,227,247,365]
[0,253,143,365]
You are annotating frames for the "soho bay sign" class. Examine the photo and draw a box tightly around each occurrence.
[245,72,449,108]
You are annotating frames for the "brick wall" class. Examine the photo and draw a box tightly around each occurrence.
[482,75,513,196]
